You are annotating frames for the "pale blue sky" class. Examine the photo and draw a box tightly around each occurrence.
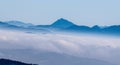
[0,0,120,26]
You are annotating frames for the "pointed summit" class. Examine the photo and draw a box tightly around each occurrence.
[51,18,75,28]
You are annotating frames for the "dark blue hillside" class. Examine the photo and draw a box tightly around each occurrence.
[0,58,37,65]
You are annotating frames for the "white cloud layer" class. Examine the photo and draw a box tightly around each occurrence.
[0,30,120,64]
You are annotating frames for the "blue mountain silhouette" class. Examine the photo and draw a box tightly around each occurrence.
[6,20,33,28]
[51,18,75,28]
[0,18,120,35]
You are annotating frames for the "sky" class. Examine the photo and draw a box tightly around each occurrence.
[0,0,120,26]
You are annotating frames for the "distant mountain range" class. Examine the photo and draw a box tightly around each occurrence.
[0,58,37,65]
[5,21,33,28]
[0,18,120,35]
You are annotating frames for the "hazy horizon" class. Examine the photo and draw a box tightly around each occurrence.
[0,0,120,26]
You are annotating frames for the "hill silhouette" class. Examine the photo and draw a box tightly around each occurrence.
[0,58,37,65]
[0,18,120,35]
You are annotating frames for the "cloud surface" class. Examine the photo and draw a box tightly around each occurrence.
[0,30,120,65]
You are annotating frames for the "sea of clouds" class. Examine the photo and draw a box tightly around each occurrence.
[0,30,120,65]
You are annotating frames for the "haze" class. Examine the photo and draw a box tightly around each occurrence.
[0,0,120,26]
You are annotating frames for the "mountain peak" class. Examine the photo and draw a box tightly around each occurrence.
[52,18,74,25]
[51,18,75,28]
[58,18,68,21]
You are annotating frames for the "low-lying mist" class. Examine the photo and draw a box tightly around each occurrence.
[0,30,120,65]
